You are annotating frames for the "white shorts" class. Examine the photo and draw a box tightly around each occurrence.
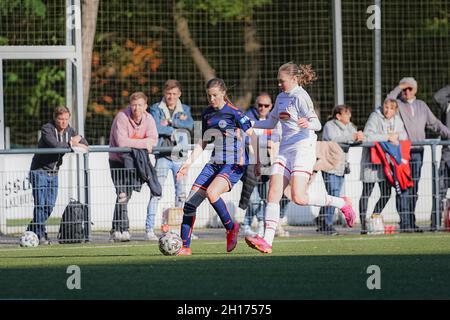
[271,140,316,179]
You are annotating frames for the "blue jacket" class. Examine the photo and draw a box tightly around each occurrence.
[245,106,260,122]
[147,101,194,146]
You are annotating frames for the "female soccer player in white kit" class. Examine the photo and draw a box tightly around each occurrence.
[245,62,356,253]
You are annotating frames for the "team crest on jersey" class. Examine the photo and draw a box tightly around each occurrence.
[218,120,227,128]
[279,111,291,121]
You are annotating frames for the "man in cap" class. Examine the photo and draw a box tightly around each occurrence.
[387,78,450,232]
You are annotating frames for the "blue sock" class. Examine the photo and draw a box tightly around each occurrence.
[211,198,234,231]
[180,215,195,248]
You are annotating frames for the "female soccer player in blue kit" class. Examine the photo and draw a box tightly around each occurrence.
[175,78,259,256]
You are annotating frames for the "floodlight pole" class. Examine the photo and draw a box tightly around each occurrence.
[73,0,84,137]
[374,0,382,110]
[66,0,74,116]
[332,0,345,105]
[0,0,84,149]
[0,58,4,149]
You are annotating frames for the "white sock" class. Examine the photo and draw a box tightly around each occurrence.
[308,193,345,209]
[327,196,345,209]
[308,192,328,206]
[264,202,280,246]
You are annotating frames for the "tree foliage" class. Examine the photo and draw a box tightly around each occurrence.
[0,0,46,17]
[88,39,162,120]
[25,66,66,117]
[1,0,449,147]
[178,0,271,22]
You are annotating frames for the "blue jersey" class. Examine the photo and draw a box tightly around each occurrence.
[201,102,252,165]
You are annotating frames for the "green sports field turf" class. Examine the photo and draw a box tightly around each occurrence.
[1,233,449,300]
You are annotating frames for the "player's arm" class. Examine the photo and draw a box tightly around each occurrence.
[297,116,321,131]
[176,138,207,181]
[177,111,208,181]
[296,96,322,131]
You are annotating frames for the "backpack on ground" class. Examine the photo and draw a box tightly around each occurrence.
[58,199,87,244]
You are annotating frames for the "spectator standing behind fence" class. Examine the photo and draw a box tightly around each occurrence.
[245,62,356,254]
[175,78,259,256]
[145,80,194,241]
[359,99,408,234]
[432,85,450,230]
[387,78,450,232]
[239,93,287,238]
[27,106,88,245]
[318,105,364,235]
[108,92,158,242]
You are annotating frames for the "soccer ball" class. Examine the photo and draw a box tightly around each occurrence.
[19,231,39,248]
[158,231,182,256]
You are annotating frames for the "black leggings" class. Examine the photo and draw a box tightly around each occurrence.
[359,181,393,217]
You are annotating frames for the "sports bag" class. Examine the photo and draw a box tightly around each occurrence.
[57,199,87,244]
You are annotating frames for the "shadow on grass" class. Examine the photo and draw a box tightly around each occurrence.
[1,254,449,300]
[0,254,136,259]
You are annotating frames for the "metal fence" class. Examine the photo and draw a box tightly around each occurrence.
[1,141,449,245]
[1,0,450,147]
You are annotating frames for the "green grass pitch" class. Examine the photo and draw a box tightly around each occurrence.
[1,233,449,300]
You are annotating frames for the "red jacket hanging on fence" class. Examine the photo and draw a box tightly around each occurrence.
[370,140,414,192]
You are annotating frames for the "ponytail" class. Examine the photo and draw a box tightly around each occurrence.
[278,62,317,86]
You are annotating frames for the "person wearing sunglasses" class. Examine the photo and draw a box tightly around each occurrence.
[238,94,273,238]
[238,93,290,239]
[387,78,450,232]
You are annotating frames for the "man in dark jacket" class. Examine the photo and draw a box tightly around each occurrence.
[27,106,88,245]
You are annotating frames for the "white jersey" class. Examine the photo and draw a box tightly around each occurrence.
[254,85,319,148]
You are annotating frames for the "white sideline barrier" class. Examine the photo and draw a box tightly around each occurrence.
[0,145,443,234]
[0,153,81,234]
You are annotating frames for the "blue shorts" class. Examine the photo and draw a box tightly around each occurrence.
[193,163,246,191]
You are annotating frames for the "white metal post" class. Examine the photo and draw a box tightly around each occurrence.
[66,0,73,116]
[332,0,345,105]
[74,0,84,137]
[66,0,76,200]
[0,59,4,149]
[374,0,382,109]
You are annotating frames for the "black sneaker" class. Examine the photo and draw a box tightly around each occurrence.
[317,225,339,236]
[39,237,52,245]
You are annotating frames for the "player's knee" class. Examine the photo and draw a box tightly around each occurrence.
[292,194,309,206]
[206,189,220,203]
[183,201,197,216]
[267,191,282,203]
